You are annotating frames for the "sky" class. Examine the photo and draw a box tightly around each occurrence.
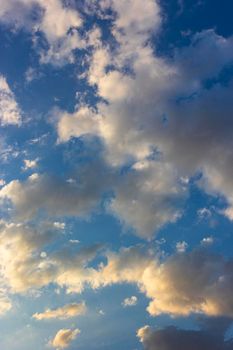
[0,0,233,349]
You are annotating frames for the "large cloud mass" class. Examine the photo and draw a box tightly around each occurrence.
[137,323,233,350]
[0,0,233,348]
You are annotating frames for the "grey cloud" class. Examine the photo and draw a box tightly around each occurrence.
[137,324,233,350]
[0,158,113,221]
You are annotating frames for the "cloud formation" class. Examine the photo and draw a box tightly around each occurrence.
[0,158,112,221]
[87,247,233,318]
[33,302,86,320]
[2,220,233,320]
[54,0,233,238]
[0,0,83,65]
[122,296,137,307]
[137,322,233,350]
[50,328,80,349]
[0,76,21,125]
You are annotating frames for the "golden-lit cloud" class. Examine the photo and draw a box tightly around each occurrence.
[33,302,86,320]
[50,328,80,349]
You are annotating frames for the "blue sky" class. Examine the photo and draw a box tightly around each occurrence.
[0,0,233,349]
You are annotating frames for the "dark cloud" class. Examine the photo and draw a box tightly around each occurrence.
[138,320,233,350]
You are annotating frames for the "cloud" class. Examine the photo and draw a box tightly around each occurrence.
[50,328,80,349]
[23,159,38,170]
[176,241,188,253]
[54,0,233,238]
[122,296,137,307]
[0,76,21,125]
[0,291,12,316]
[0,221,58,293]
[1,219,233,320]
[83,247,233,318]
[0,158,112,221]
[141,250,233,318]
[0,154,186,238]
[0,0,83,66]
[33,302,86,320]
[109,160,187,239]
[137,322,233,350]
[201,236,214,246]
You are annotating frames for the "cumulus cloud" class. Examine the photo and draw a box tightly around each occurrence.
[0,0,83,65]
[23,159,38,170]
[1,218,233,320]
[0,158,112,221]
[50,328,80,349]
[0,221,58,293]
[54,0,233,238]
[33,302,86,320]
[141,250,233,318]
[201,236,214,246]
[137,323,233,350]
[0,220,102,294]
[0,76,21,125]
[3,221,233,321]
[176,241,188,253]
[122,296,137,307]
[82,247,233,318]
[109,160,186,238]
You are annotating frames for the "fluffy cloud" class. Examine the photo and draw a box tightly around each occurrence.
[141,249,233,318]
[0,221,58,293]
[2,219,233,320]
[54,0,233,238]
[0,76,21,125]
[137,323,233,350]
[0,158,112,221]
[50,328,80,349]
[176,241,188,253]
[109,160,186,238]
[122,296,137,307]
[0,156,186,238]
[0,0,83,65]
[86,247,233,318]
[23,159,38,170]
[0,220,101,294]
[33,302,86,320]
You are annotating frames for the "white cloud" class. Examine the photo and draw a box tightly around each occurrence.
[0,0,83,66]
[201,236,214,246]
[122,296,137,307]
[0,76,21,125]
[0,221,58,293]
[53,222,66,230]
[23,159,38,170]
[176,241,188,253]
